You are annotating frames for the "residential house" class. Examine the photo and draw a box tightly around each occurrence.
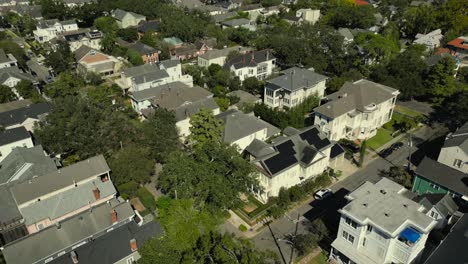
[0,66,36,94]
[338,28,354,45]
[0,99,33,113]
[245,126,344,202]
[127,42,160,64]
[225,49,276,82]
[26,58,55,84]
[239,4,264,21]
[226,89,260,110]
[0,102,50,132]
[1,199,136,264]
[313,79,399,141]
[437,122,468,173]
[259,5,285,17]
[62,0,95,7]
[111,9,146,28]
[8,155,117,234]
[330,178,437,264]
[0,145,57,186]
[212,11,237,24]
[130,82,220,138]
[197,46,251,68]
[0,49,18,69]
[74,45,122,77]
[163,37,184,48]
[216,109,280,152]
[172,0,226,15]
[412,156,468,203]
[412,193,458,229]
[5,4,43,20]
[0,0,28,7]
[295,9,320,24]
[33,19,78,43]
[221,18,252,29]
[264,67,328,109]
[0,127,34,162]
[447,36,468,68]
[0,183,28,246]
[172,44,199,60]
[195,37,217,55]
[49,220,162,264]
[424,214,468,264]
[137,20,159,37]
[61,29,103,52]
[414,29,443,51]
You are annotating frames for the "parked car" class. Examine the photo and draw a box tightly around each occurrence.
[379,148,393,158]
[314,189,333,200]
[390,142,404,151]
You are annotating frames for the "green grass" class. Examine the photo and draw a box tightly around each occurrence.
[136,187,157,211]
[394,105,423,117]
[383,112,406,132]
[309,251,328,264]
[367,128,394,150]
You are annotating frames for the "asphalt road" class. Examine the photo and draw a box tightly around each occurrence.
[252,124,447,263]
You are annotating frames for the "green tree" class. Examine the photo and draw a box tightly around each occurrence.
[435,90,468,130]
[242,77,264,95]
[0,40,26,67]
[44,72,84,98]
[214,97,230,111]
[141,108,179,162]
[324,4,376,29]
[289,233,319,256]
[126,48,144,66]
[40,0,69,20]
[15,80,37,99]
[425,57,458,104]
[157,142,258,210]
[401,5,436,38]
[45,40,73,74]
[140,30,158,47]
[101,33,117,54]
[0,85,16,103]
[379,166,413,188]
[359,140,367,167]
[109,145,154,185]
[188,108,224,147]
[354,32,399,63]
[93,16,118,34]
[117,28,139,42]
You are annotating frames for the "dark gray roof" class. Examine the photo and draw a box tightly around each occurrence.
[0,99,32,113]
[225,50,275,70]
[415,157,468,196]
[138,20,159,33]
[250,126,331,177]
[0,145,57,186]
[221,18,250,27]
[0,185,22,224]
[50,220,163,264]
[330,143,345,159]
[128,42,158,55]
[216,109,280,143]
[239,3,263,11]
[131,82,208,102]
[37,19,59,29]
[212,11,237,23]
[424,214,468,264]
[73,45,93,61]
[443,122,468,154]
[0,66,36,84]
[14,5,42,18]
[0,126,31,146]
[0,49,15,64]
[314,79,399,118]
[132,70,169,85]
[2,199,134,264]
[10,155,110,204]
[413,193,458,217]
[159,59,180,69]
[123,64,160,78]
[266,67,328,92]
[426,53,452,66]
[227,89,260,106]
[0,102,50,127]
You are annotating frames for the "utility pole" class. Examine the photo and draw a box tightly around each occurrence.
[407,132,412,172]
[288,212,300,264]
[266,221,287,264]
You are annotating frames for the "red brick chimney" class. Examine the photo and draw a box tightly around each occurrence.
[92,188,100,200]
[130,238,138,252]
[111,209,118,223]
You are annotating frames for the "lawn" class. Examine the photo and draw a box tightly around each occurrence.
[308,251,328,264]
[367,128,394,150]
[394,105,423,117]
[383,112,406,132]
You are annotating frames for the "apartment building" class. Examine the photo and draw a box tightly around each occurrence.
[264,67,328,109]
[225,49,276,82]
[314,79,399,141]
[33,19,78,43]
[330,178,437,264]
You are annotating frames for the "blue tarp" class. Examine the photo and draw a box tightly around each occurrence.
[400,228,421,243]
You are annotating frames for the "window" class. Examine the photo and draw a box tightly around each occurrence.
[127,257,135,264]
[348,235,355,244]
[362,238,366,247]
[430,183,440,190]
[342,230,349,240]
[342,230,354,244]
[248,69,254,74]
[345,217,358,229]
[284,98,290,104]
[367,225,373,233]
[430,211,439,219]
[453,159,463,168]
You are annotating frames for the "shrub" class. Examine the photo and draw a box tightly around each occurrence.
[136,187,157,211]
[239,224,248,232]
[117,181,139,198]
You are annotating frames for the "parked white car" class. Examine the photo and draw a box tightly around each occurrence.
[314,188,332,200]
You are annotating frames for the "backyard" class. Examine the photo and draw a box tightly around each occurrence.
[367,128,394,150]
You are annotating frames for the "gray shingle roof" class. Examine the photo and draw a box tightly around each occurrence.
[415,157,468,196]
[0,66,36,84]
[0,99,33,113]
[221,18,250,27]
[413,193,458,218]
[0,102,50,127]
[314,79,399,118]
[199,46,248,60]
[123,64,160,78]
[216,109,280,143]
[112,9,145,21]
[132,69,169,85]
[225,49,275,70]
[73,45,94,61]
[0,49,15,64]
[10,155,110,205]
[443,122,468,154]
[0,145,57,186]
[2,199,134,264]
[50,220,162,264]
[128,42,158,55]
[159,59,180,69]
[0,126,31,146]
[0,185,22,224]
[266,67,328,92]
[227,89,260,106]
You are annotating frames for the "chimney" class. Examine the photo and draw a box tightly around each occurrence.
[130,238,138,252]
[111,209,118,223]
[92,188,101,200]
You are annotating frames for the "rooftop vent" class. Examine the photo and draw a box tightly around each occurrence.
[384,213,390,217]
[380,190,387,195]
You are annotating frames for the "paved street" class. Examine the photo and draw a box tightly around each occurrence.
[252,123,447,263]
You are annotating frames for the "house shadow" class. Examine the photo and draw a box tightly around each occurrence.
[410,135,445,166]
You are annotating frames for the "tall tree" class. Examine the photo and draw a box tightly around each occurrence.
[108,144,154,185]
[45,40,73,74]
[379,166,413,188]
[425,57,458,104]
[0,85,16,103]
[188,109,224,147]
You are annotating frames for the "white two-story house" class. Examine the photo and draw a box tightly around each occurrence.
[33,19,79,43]
[313,79,399,141]
[111,9,146,29]
[330,178,437,264]
[225,49,276,82]
[264,67,328,109]
[246,126,344,202]
[437,122,468,173]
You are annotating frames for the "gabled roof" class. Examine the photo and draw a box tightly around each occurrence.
[412,193,458,217]
[266,67,328,92]
[0,126,31,146]
[138,20,159,33]
[2,199,134,264]
[225,49,275,70]
[112,8,145,21]
[0,145,57,186]
[250,126,332,177]
[442,122,468,154]
[199,46,251,60]
[415,157,468,196]
[314,79,399,119]
[216,109,280,143]
[0,48,16,64]
[0,99,33,113]
[0,102,50,127]
[128,42,158,55]
[50,220,162,264]
[447,36,468,51]
[0,66,36,84]
[10,155,110,205]
[132,69,169,85]
[123,63,160,78]
[221,18,250,27]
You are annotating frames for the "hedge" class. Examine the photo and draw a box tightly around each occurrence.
[136,187,157,211]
